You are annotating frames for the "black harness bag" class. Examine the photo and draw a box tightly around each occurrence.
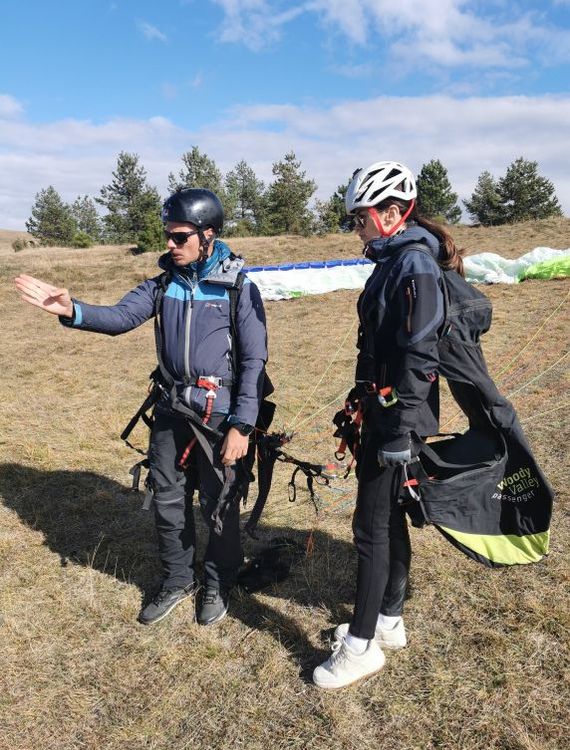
[402,257,554,567]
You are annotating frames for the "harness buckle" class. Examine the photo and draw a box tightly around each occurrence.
[196,375,222,391]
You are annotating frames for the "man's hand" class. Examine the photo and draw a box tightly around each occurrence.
[220,427,250,466]
[15,274,74,318]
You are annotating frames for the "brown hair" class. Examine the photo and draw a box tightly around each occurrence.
[374,198,465,277]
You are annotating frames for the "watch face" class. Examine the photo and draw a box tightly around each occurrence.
[238,423,254,436]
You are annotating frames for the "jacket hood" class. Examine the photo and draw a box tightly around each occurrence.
[158,239,232,278]
[365,223,441,263]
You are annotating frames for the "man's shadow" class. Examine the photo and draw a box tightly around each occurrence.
[0,462,356,678]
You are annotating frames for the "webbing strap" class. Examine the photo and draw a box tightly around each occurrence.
[228,273,245,381]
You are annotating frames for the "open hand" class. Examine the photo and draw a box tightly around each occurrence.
[14,274,74,318]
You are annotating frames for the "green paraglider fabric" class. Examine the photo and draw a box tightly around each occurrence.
[519,256,570,281]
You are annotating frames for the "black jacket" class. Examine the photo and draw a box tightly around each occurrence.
[356,224,445,441]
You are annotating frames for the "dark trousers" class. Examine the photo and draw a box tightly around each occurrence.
[349,434,412,639]
[148,409,243,591]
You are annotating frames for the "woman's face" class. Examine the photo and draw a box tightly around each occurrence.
[353,204,404,243]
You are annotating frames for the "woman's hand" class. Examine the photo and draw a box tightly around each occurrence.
[14,274,74,318]
[220,427,250,466]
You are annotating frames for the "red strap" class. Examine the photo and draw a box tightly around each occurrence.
[368,199,415,238]
[179,392,216,468]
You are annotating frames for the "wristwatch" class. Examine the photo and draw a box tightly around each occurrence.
[232,422,255,436]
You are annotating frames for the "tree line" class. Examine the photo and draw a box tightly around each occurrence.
[23,149,563,251]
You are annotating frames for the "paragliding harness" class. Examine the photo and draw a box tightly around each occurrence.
[121,265,331,537]
[334,243,554,567]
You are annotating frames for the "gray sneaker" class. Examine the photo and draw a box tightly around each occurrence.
[138,584,196,625]
[197,587,229,626]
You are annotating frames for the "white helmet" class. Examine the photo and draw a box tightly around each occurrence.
[345,161,417,214]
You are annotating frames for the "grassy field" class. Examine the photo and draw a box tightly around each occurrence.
[1,219,569,750]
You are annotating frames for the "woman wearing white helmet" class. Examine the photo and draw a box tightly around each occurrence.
[313,161,465,689]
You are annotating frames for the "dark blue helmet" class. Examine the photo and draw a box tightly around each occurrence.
[162,188,224,234]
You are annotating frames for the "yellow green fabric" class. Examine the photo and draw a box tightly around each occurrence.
[519,256,570,281]
[439,527,550,565]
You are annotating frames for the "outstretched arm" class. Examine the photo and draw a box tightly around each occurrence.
[16,272,160,335]
[15,274,74,318]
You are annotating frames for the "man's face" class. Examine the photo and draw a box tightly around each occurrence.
[164,221,213,266]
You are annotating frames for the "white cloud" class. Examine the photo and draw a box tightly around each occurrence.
[137,20,168,42]
[210,1,570,71]
[1,94,568,230]
[211,0,306,50]
[0,94,24,118]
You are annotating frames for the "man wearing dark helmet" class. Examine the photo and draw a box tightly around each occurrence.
[15,187,268,628]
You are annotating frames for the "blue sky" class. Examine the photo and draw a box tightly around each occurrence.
[1,0,569,229]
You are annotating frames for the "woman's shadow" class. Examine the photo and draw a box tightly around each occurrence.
[0,462,356,678]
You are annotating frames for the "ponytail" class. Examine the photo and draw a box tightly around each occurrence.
[412,210,465,277]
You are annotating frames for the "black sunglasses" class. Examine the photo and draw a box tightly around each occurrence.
[353,212,369,229]
[164,229,200,245]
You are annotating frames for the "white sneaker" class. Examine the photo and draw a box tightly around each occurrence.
[313,638,385,690]
[333,619,407,650]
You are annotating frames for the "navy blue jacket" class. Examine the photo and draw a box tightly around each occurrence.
[356,224,445,441]
[61,240,268,426]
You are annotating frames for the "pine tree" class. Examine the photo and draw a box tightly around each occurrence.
[26,186,77,246]
[224,160,265,234]
[70,195,102,241]
[496,157,563,223]
[314,182,350,233]
[463,171,503,226]
[416,159,462,223]
[136,212,165,253]
[97,152,161,243]
[168,146,224,194]
[168,146,232,222]
[265,152,317,235]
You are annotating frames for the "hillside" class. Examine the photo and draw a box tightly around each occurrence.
[2,215,569,264]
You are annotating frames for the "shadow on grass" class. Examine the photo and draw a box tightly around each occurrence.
[0,462,356,676]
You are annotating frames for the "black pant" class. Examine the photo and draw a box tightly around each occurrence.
[148,409,243,591]
[349,433,411,639]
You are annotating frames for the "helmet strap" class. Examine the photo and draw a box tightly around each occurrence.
[197,230,213,262]
[368,200,415,237]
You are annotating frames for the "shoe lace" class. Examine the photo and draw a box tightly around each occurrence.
[203,588,219,605]
[153,588,176,605]
[329,639,348,667]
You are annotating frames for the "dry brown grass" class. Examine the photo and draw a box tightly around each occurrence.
[1,219,569,750]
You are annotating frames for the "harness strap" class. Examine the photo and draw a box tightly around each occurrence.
[229,273,245,381]
[187,376,233,388]
[120,385,161,450]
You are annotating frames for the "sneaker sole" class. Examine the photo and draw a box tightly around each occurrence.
[197,605,228,627]
[138,592,194,626]
[313,660,385,690]
[377,639,407,651]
